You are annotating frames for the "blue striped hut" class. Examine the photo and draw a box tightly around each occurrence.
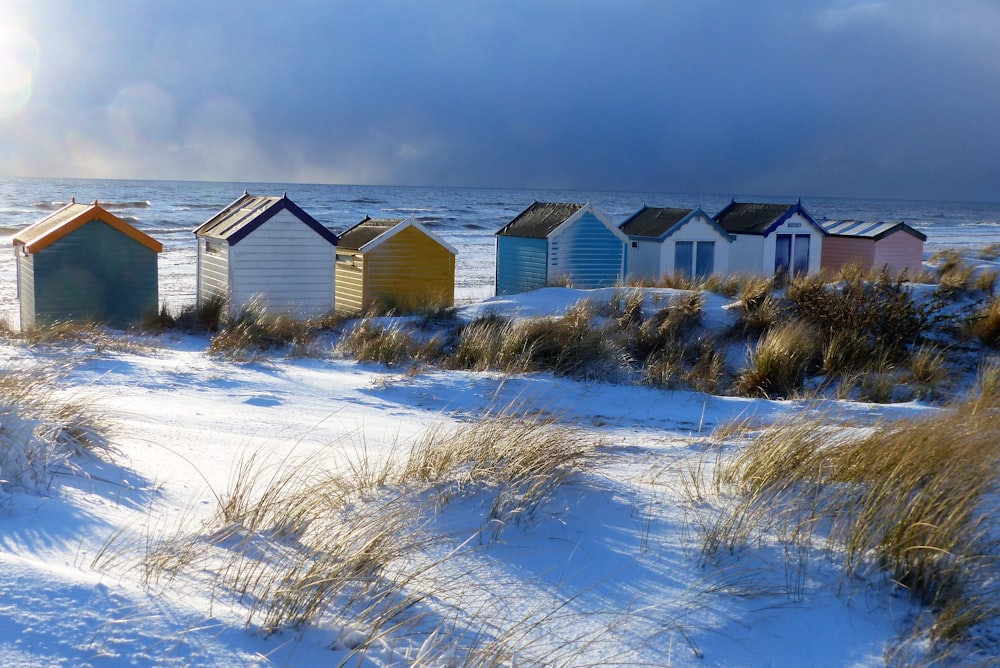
[495,201,627,295]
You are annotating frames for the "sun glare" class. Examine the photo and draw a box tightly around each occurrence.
[0,24,40,120]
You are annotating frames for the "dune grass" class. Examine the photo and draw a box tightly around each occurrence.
[208,298,344,360]
[733,320,822,398]
[692,396,1000,653]
[102,409,603,661]
[0,364,110,491]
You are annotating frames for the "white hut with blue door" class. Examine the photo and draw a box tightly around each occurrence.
[620,206,734,282]
[495,201,627,294]
[195,192,339,318]
[713,200,826,277]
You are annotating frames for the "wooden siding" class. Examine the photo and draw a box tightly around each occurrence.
[26,220,158,329]
[363,225,454,312]
[625,240,659,281]
[761,214,824,276]
[728,234,767,274]
[227,210,336,317]
[336,226,455,315]
[821,236,875,274]
[196,239,230,310]
[658,214,731,277]
[496,236,548,294]
[548,212,624,288]
[873,232,924,276]
[17,253,35,330]
[335,253,366,315]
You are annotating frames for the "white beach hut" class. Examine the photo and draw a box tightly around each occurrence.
[194,192,339,318]
[713,200,826,277]
[620,206,734,281]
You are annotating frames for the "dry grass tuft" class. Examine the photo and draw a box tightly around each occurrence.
[694,403,1000,651]
[210,298,343,360]
[969,297,1000,348]
[733,320,822,398]
[106,410,600,655]
[449,300,630,380]
[0,364,110,491]
[339,318,444,368]
[978,243,1000,261]
[730,275,782,336]
[148,295,227,333]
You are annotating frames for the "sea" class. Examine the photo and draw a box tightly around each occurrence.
[1,176,999,325]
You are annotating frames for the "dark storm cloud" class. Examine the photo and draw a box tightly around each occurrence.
[3,0,999,201]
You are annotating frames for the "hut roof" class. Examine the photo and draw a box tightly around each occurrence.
[714,200,824,236]
[194,192,338,246]
[822,219,927,242]
[339,216,458,255]
[620,207,692,237]
[338,216,406,250]
[495,202,586,239]
[619,206,733,241]
[13,200,163,254]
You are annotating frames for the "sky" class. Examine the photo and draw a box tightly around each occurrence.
[1,0,999,202]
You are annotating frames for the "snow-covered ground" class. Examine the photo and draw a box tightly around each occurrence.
[0,284,978,667]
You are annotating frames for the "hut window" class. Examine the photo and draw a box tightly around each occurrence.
[336,253,355,265]
[205,240,222,255]
[631,241,638,248]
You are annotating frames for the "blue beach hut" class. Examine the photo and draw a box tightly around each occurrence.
[13,199,162,330]
[495,201,627,295]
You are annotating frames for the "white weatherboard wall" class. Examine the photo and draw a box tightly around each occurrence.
[728,234,766,274]
[761,213,823,276]
[659,214,730,277]
[228,210,335,317]
[625,240,659,280]
[196,239,230,308]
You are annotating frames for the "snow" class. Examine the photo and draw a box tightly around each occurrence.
[0,287,973,666]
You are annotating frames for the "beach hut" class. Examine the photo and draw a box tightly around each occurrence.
[495,201,627,294]
[194,192,339,318]
[820,220,927,277]
[12,199,162,330]
[334,216,457,315]
[713,199,826,277]
[620,206,734,281]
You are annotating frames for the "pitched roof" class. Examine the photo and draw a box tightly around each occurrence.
[13,200,163,254]
[822,219,927,242]
[337,216,406,250]
[339,216,459,255]
[194,192,338,246]
[714,199,824,236]
[620,206,736,242]
[619,207,693,238]
[495,201,585,238]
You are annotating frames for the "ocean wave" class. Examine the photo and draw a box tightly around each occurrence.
[31,201,68,211]
[101,201,152,210]
[348,197,384,205]
[957,221,1000,227]
[174,202,228,210]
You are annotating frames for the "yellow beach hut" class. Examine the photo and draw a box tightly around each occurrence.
[335,216,457,315]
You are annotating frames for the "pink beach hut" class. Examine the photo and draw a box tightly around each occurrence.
[820,220,927,277]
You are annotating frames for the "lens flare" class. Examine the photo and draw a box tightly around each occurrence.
[0,25,39,120]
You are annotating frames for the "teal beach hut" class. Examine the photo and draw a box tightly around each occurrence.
[13,199,163,330]
[495,201,627,295]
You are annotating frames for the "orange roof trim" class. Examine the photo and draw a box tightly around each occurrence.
[14,202,163,254]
